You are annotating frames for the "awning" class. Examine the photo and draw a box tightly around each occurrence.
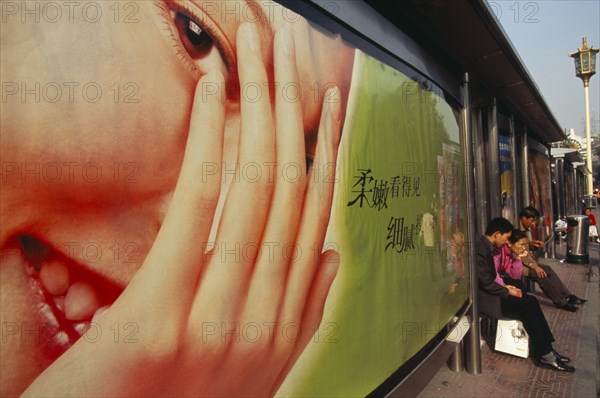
[364,0,567,143]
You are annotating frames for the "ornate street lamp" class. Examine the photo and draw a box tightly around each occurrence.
[570,37,598,195]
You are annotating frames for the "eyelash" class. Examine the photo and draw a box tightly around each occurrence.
[154,0,234,76]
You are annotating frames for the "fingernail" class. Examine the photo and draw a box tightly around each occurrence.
[321,250,340,276]
[327,87,342,123]
[278,26,294,57]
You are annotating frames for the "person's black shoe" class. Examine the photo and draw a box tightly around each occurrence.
[552,349,571,363]
[537,357,575,372]
[568,295,587,305]
[561,303,578,312]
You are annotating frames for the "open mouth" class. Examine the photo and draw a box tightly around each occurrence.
[18,235,123,359]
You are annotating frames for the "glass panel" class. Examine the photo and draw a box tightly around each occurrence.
[590,52,597,72]
[574,56,582,74]
[528,152,552,243]
[582,52,590,73]
[499,133,516,223]
[283,51,468,396]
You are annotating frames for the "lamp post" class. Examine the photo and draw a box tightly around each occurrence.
[570,37,598,195]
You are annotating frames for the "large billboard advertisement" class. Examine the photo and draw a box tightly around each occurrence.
[1,1,468,396]
[499,133,515,223]
[528,150,553,242]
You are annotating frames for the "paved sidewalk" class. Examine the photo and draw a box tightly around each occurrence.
[418,243,599,398]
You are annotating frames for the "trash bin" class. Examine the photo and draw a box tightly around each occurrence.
[566,215,589,264]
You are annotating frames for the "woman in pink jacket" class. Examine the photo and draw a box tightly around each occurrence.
[497,230,584,312]
[494,230,526,289]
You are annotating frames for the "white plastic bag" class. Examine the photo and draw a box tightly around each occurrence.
[495,318,529,358]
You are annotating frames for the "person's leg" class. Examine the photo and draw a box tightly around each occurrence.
[590,225,599,242]
[541,264,572,298]
[532,247,544,260]
[535,264,571,308]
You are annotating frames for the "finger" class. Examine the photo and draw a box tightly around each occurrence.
[193,22,275,323]
[271,250,339,395]
[126,71,225,307]
[279,86,341,328]
[241,26,307,324]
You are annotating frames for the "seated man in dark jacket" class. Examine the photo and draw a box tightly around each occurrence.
[518,207,544,253]
[477,217,574,372]
[518,207,587,310]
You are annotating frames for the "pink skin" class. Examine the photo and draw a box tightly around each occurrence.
[1,1,354,396]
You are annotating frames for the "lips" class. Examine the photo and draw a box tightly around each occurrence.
[19,235,122,358]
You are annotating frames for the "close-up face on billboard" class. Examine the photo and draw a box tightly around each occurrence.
[0,1,468,396]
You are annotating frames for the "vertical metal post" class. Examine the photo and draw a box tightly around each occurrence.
[461,73,481,375]
[448,340,464,372]
[509,115,518,225]
[575,171,580,203]
[555,157,566,220]
[584,84,593,195]
[547,153,556,259]
[566,163,574,216]
[573,165,579,203]
[473,108,488,233]
[487,100,501,216]
[521,129,530,208]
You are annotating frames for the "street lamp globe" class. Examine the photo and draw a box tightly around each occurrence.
[570,37,599,86]
[570,37,598,196]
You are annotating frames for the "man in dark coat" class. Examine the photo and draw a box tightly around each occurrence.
[477,217,574,372]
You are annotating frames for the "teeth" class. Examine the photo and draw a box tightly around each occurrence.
[53,296,65,312]
[39,258,70,296]
[39,302,60,328]
[55,331,70,345]
[91,305,110,324]
[23,238,118,344]
[64,281,101,321]
[73,322,88,336]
